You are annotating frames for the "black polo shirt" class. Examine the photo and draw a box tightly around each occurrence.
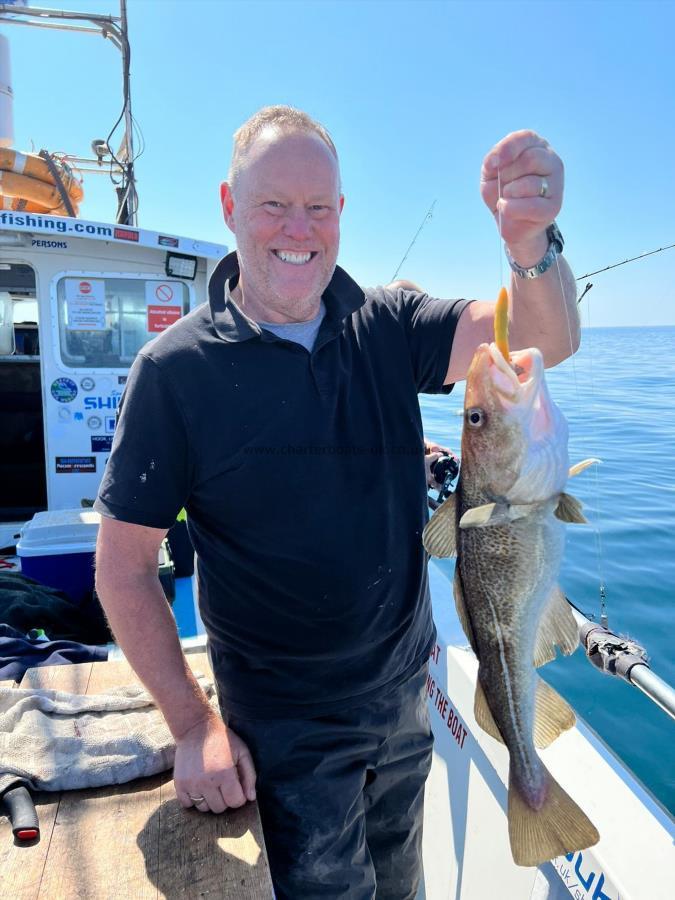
[96,253,470,718]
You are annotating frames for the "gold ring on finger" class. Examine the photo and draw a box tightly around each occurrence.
[539,177,550,198]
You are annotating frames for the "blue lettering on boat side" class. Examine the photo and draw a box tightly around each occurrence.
[575,854,595,891]
[559,852,614,900]
[84,394,121,410]
[592,874,611,900]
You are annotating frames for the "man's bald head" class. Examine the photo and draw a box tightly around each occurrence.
[228,105,340,196]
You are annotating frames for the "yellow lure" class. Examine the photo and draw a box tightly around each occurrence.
[494,286,510,360]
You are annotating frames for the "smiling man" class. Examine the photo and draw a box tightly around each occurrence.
[95,106,579,899]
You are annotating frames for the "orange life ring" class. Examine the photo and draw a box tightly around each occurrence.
[1,195,77,216]
[0,149,84,203]
[0,170,81,215]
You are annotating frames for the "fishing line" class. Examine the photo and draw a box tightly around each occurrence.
[497,162,608,625]
[497,169,504,289]
[553,253,581,402]
[554,234,608,626]
[580,285,608,626]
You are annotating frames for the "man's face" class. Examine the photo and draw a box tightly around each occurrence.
[221,129,344,321]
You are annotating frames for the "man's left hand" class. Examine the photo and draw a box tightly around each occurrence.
[424,439,452,489]
[480,130,563,266]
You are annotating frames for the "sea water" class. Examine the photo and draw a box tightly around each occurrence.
[420,325,675,815]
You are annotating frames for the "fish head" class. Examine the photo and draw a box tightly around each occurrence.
[461,343,569,504]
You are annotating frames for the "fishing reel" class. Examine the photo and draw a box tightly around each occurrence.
[430,453,460,502]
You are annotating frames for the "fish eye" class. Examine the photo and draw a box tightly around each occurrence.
[466,407,486,428]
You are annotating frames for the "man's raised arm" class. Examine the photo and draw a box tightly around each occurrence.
[445,130,580,385]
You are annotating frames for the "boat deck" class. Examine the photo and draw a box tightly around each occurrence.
[0,653,274,899]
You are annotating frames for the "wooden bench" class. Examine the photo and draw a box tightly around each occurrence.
[0,654,274,899]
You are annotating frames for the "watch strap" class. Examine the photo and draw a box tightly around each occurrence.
[506,223,564,279]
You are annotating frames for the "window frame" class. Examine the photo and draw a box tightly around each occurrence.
[50,270,193,371]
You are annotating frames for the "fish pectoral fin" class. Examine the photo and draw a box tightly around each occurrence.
[508,767,599,867]
[459,501,538,529]
[474,677,505,744]
[555,493,587,524]
[459,503,499,528]
[422,493,457,558]
[534,585,579,668]
[533,676,576,748]
[569,457,601,478]
[453,567,478,653]
[459,503,500,528]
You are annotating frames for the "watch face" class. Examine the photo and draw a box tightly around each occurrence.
[547,223,564,252]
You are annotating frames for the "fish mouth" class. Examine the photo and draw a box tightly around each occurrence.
[482,343,544,412]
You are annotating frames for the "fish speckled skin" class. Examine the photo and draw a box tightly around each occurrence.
[424,341,599,866]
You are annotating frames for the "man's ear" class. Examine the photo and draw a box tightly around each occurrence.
[220,182,236,231]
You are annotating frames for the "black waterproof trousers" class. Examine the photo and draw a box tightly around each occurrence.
[221,663,433,900]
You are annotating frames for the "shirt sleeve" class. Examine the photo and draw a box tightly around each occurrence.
[94,353,191,529]
[386,289,473,394]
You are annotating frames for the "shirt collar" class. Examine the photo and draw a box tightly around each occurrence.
[208,251,365,344]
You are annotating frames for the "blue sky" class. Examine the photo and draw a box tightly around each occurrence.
[3,0,674,326]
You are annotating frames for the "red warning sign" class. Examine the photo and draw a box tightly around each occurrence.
[79,281,92,294]
[148,305,181,333]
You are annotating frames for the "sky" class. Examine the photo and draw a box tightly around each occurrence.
[2,0,674,326]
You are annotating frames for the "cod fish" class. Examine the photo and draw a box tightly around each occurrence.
[423,301,599,866]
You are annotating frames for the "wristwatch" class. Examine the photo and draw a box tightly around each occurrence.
[505,223,564,279]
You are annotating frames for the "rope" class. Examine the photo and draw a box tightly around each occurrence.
[38,150,76,217]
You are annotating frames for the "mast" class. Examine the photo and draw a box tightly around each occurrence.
[0,2,139,224]
[116,0,137,225]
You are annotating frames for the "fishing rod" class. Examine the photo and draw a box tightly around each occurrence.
[567,603,675,723]
[574,241,675,305]
[391,200,437,282]
[576,241,675,280]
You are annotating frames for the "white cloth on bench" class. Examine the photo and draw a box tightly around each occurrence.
[0,676,216,795]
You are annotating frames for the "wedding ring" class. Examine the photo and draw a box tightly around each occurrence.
[189,794,206,803]
[539,177,550,198]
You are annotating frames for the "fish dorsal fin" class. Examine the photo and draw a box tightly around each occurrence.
[474,677,505,744]
[422,493,457,558]
[555,493,587,524]
[459,501,539,529]
[453,566,478,653]
[508,767,599,866]
[534,585,579,668]
[533,676,576,748]
[569,457,601,478]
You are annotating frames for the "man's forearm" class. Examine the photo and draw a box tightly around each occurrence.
[96,571,215,738]
[507,237,580,366]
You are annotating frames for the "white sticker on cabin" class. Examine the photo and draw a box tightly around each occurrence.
[145,281,182,333]
[65,278,106,331]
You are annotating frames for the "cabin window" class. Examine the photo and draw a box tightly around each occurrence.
[55,275,189,368]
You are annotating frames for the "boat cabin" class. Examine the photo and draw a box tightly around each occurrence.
[0,214,226,536]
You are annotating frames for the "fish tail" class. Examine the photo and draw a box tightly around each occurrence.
[508,765,599,867]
